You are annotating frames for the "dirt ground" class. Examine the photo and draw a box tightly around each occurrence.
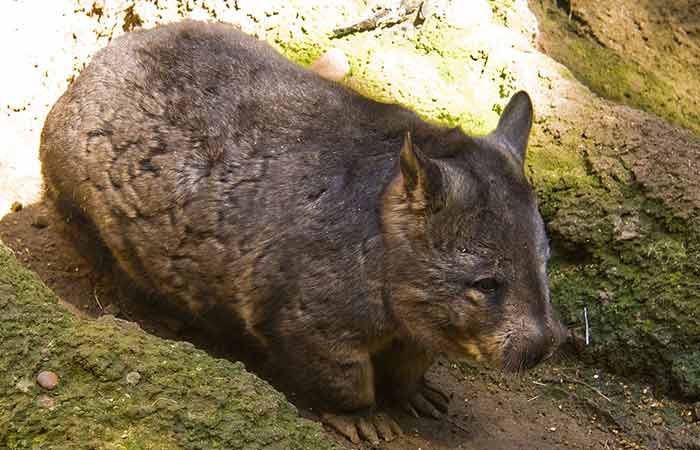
[2,202,699,450]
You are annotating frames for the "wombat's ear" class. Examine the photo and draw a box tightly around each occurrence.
[399,132,443,210]
[493,91,533,163]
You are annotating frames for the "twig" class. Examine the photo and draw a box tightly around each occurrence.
[332,9,393,37]
[561,376,612,403]
[446,417,471,434]
[583,306,590,345]
[331,0,423,38]
[93,285,103,311]
[536,375,612,403]
[150,397,178,408]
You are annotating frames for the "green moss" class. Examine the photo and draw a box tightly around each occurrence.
[487,0,516,26]
[523,108,700,399]
[556,38,683,127]
[549,243,700,398]
[0,243,339,450]
[269,27,325,66]
[531,1,700,134]
[672,352,700,399]
[537,172,700,398]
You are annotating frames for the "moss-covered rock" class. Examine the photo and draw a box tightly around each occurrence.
[530,0,700,134]
[0,242,339,450]
[535,105,700,398]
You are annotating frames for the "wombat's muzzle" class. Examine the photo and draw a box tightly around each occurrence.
[502,319,567,373]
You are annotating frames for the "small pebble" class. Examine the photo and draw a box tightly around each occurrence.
[15,377,33,393]
[31,214,49,229]
[36,371,59,390]
[36,394,54,409]
[126,371,141,385]
[682,410,695,424]
[310,48,350,82]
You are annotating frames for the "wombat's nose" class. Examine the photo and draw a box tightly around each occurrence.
[555,320,568,344]
[503,326,552,373]
[542,320,567,360]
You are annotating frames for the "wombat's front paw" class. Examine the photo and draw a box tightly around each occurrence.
[321,412,403,444]
[403,382,450,419]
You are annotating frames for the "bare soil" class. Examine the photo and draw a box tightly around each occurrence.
[2,201,698,450]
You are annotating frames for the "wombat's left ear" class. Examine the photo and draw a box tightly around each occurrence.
[399,131,444,211]
[492,91,533,164]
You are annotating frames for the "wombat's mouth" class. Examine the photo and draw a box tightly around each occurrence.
[455,333,555,374]
[457,340,485,362]
[454,338,503,368]
[501,339,552,374]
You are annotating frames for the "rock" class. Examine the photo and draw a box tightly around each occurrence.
[125,371,141,385]
[30,214,49,229]
[10,201,22,212]
[444,0,491,29]
[36,395,55,409]
[682,409,696,424]
[36,370,59,390]
[309,48,350,82]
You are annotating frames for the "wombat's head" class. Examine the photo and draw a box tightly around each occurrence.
[383,91,566,372]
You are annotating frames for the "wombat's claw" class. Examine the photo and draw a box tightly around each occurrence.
[321,412,403,444]
[404,384,450,419]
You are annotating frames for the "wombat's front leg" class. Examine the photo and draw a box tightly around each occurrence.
[321,411,403,444]
[375,340,451,418]
[276,336,402,444]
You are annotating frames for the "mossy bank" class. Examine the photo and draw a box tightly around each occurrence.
[0,242,339,449]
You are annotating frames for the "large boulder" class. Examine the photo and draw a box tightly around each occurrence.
[529,0,700,398]
[531,0,700,134]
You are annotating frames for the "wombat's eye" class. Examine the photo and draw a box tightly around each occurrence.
[473,278,500,295]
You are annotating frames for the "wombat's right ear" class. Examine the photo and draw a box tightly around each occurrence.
[493,91,533,164]
[399,132,443,210]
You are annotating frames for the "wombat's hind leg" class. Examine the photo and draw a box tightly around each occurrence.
[321,412,402,444]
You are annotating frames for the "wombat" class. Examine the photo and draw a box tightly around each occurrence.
[40,20,565,443]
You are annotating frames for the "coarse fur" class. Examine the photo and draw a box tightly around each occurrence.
[40,20,564,420]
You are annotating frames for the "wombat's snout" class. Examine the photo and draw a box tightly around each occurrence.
[544,319,568,360]
[502,318,567,373]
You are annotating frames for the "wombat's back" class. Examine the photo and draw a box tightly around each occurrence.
[40,21,410,319]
